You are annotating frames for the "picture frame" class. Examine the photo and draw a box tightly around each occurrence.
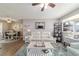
[35,22,45,29]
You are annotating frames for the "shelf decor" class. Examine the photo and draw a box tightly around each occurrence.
[53,22,62,42]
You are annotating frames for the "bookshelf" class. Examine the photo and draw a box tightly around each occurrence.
[53,22,62,42]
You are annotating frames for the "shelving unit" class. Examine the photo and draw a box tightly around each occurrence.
[53,22,62,42]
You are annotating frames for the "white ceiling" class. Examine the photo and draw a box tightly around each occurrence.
[0,3,78,20]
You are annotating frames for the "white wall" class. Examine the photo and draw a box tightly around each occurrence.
[23,19,58,36]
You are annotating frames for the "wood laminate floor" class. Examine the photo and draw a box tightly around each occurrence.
[0,39,24,56]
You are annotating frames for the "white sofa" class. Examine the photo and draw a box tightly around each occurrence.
[29,31,54,42]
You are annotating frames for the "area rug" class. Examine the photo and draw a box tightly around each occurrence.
[15,44,53,56]
[15,44,67,56]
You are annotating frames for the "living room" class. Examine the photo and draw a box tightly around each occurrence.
[0,3,79,56]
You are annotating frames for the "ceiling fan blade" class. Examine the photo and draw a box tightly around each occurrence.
[41,4,45,11]
[32,3,40,6]
[41,6,45,11]
[41,7,44,11]
[48,3,55,8]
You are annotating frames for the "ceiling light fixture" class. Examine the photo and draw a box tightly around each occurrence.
[4,17,12,23]
[7,18,12,23]
[0,17,16,23]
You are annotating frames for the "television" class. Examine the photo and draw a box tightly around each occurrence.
[37,26,44,29]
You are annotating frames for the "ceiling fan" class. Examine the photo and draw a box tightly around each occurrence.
[32,3,55,11]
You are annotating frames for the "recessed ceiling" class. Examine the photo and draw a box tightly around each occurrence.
[0,3,78,20]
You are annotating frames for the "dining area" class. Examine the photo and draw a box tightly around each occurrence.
[3,30,21,41]
[0,18,23,55]
[0,17,23,43]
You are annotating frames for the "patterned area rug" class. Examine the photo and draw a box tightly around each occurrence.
[15,44,53,56]
[15,43,67,56]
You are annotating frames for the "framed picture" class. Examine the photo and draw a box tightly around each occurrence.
[35,22,45,29]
